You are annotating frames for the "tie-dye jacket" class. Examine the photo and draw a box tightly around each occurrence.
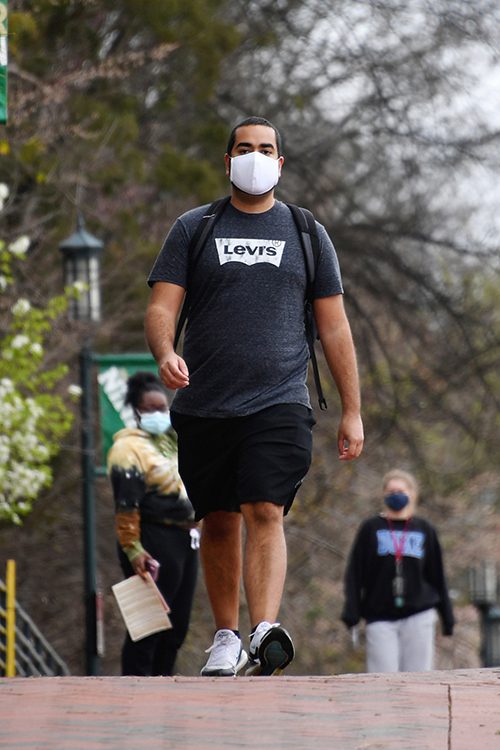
[107,427,195,558]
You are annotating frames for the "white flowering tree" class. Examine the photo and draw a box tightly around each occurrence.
[0,184,78,524]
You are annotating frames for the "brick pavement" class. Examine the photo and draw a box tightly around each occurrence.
[1,668,500,749]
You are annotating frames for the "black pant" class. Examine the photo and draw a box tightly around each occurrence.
[118,522,198,676]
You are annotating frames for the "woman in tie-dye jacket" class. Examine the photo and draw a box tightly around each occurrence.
[108,371,199,676]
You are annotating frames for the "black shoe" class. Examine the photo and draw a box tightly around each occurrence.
[245,622,295,676]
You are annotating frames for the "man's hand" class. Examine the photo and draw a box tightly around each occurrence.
[313,295,364,462]
[145,281,187,388]
[158,352,190,390]
[337,412,364,461]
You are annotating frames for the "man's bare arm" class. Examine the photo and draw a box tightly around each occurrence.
[144,281,190,390]
[313,294,364,460]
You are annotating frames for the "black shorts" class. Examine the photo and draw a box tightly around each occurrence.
[171,404,315,521]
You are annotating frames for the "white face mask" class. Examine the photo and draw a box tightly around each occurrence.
[230,151,281,195]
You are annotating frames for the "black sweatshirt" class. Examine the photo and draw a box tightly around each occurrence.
[341,514,455,635]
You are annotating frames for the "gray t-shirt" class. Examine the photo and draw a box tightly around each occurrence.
[148,200,343,417]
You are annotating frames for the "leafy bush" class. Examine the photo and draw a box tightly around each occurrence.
[0,184,78,524]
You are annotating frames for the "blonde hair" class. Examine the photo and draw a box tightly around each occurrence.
[382,468,419,499]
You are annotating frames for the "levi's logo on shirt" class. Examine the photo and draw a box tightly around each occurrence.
[215,238,286,267]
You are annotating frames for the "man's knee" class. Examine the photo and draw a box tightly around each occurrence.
[202,510,241,543]
[241,501,284,529]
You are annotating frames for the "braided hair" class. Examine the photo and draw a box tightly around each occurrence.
[124,371,167,411]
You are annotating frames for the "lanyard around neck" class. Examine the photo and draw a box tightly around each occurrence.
[387,517,411,563]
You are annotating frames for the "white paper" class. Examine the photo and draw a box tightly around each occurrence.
[112,573,172,642]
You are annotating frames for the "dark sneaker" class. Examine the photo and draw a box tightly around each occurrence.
[245,621,295,676]
[200,629,248,676]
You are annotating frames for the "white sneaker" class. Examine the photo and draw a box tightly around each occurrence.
[246,621,295,676]
[200,629,248,677]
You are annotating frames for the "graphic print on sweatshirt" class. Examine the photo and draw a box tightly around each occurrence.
[215,237,286,267]
[376,529,425,559]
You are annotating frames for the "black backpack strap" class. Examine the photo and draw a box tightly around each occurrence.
[174,196,231,350]
[287,203,328,411]
[287,204,319,301]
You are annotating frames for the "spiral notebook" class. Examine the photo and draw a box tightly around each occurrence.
[112,572,172,642]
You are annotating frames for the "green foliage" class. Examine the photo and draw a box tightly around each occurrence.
[8,12,39,57]
[18,137,47,168]
[0,194,77,525]
[154,144,224,202]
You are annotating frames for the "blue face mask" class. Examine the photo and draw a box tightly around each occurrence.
[384,491,410,512]
[139,411,171,436]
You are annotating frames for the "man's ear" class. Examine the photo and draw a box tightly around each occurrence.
[278,155,285,174]
[224,153,231,176]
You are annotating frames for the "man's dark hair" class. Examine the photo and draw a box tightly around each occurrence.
[226,116,283,156]
[125,371,167,409]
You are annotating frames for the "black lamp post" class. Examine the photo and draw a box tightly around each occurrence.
[60,215,104,676]
[469,561,500,667]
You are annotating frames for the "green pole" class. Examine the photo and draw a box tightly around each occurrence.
[0,1,7,124]
[80,342,99,675]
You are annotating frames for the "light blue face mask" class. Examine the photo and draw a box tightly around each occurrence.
[139,410,171,436]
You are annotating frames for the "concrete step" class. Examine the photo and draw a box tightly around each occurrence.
[1,668,500,749]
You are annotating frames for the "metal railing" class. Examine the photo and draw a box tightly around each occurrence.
[0,561,70,677]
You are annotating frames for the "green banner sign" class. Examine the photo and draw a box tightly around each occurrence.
[96,353,157,469]
[0,1,7,124]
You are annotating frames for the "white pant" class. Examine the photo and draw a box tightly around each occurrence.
[365,608,437,673]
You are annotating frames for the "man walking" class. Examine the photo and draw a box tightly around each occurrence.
[145,116,364,676]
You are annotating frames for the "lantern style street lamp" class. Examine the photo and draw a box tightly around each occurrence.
[60,215,104,675]
[59,214,103,322]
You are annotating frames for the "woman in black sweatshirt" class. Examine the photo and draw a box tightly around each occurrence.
[341,468,454,672]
